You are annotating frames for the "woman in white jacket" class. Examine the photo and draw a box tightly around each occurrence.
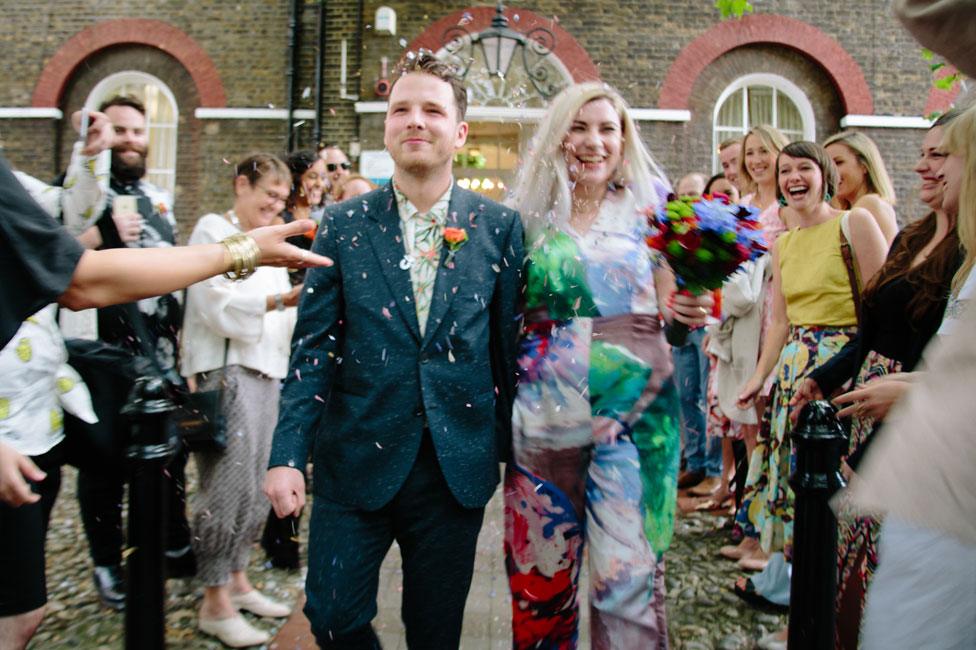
[181,154,302,648]
[706,255,768,506]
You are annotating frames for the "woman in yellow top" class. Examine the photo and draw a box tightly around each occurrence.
[733,141,888,646]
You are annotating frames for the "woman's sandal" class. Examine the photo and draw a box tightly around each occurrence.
[719,537,758,560]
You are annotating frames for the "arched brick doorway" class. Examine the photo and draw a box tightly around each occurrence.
[401,6,599,200]
[34,19,223,236]
[406,6,600,85]
[659,14,872,115]
[32,18,225,109]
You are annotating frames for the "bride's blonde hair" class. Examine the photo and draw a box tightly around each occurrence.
[509,82,669,242]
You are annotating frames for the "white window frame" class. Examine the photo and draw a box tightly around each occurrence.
[85,71,179,195]
[712,73,816,173]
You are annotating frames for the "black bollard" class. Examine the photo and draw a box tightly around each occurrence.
[788,400,848,650]
[121,375,178,650]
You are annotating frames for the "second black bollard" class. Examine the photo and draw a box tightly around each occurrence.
[121,375,178,650]
[788,400,848,650]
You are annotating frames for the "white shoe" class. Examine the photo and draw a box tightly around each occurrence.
[230,589,292,618]
[198,614,271,648]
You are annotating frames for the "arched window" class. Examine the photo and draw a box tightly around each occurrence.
[86,71,179,195]
[712,73,815,172]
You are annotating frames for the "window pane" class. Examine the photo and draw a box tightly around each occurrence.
[777,92,803,134]
[716,89,743,128]
[747,86,773,126]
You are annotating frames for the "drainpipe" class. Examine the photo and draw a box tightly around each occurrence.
[313,0,326,147]
[285,0,301,152]
[355,0,364,142]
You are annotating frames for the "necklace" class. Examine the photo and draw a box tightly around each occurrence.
[226,210,241,229]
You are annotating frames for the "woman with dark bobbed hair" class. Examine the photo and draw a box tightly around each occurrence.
[734,141,888,649]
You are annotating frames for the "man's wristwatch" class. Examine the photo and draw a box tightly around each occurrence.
[274,293,285,311]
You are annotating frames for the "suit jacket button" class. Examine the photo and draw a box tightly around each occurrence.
[420,355,430,364]
[414,409,423,417]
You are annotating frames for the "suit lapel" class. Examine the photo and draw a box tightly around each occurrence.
[363,184,422,343]
[422,188,471,349]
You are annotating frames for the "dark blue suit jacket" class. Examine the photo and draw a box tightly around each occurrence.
[268,183,524,510]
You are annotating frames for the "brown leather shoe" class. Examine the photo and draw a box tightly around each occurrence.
[677,469,705,489]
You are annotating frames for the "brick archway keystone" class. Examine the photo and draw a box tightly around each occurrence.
[32,18,226,108]
[660,14,872,115]
[406,6,600,84]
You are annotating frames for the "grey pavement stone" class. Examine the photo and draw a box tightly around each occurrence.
[31,467,786,649]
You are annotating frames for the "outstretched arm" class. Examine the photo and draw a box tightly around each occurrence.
[60,220,332,311]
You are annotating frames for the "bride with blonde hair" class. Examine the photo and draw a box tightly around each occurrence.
[504,81,712,649]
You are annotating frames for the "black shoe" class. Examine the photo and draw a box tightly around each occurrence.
[266,552,301,571]
[164,545,197,579]
[93,564,126,611]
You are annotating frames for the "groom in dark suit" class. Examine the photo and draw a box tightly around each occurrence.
[264,51,524,648]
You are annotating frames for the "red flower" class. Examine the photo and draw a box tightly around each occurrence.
[443,227,468,248]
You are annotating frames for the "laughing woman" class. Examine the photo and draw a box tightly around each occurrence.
[504,82,712,649]
[734,142,888,648]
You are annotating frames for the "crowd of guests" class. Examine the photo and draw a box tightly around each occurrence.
[667,109,974,649]
[1,29,975,650]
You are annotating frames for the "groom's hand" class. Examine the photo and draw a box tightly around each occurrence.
[264,466,306,517]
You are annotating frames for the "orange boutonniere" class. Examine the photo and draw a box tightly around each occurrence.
[443,227,468,267]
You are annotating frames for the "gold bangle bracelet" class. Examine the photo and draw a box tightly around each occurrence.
[220,233,260,280]
[223,236,245,280]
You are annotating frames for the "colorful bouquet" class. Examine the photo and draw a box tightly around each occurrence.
[645,192,767,345]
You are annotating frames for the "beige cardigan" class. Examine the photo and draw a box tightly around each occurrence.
[706,255,768,425]
[848,299,976,546]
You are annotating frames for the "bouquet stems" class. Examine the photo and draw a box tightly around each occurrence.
[666,320,691,347]
[666,288,698,347]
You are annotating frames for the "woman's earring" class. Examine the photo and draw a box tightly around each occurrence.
[823,191,833,202]
[778,195,788,207]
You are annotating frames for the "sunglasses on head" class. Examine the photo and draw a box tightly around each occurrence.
[327,162,352,172]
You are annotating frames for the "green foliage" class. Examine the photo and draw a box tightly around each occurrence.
[934,73,962,91]
[715,0,753,19]
[921,48,962,119]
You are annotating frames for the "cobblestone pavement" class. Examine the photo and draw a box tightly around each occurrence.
[30,465,785,649]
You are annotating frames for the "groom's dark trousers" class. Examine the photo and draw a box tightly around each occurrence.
[268,183,524,649]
